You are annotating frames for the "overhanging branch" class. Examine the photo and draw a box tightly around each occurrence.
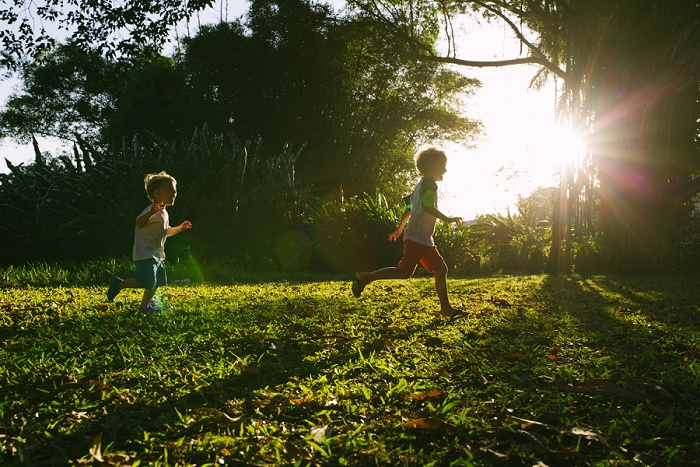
[417,53,568,80]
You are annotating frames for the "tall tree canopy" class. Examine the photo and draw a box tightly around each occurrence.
[1,0,480,199]
[181,0,479,196]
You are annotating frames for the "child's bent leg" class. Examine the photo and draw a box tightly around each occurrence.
[353,267,411,298]
[108,278,139,302]
[361,267,410,284]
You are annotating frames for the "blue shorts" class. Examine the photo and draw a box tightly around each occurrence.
[135,258,167,291]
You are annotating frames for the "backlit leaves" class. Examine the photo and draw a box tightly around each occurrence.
[0,0,216,69]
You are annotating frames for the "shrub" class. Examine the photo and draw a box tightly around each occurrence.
[309,193,404,273]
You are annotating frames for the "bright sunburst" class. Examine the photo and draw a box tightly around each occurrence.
[547,123,588,170]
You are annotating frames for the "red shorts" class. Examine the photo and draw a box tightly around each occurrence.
[397,239,446,276]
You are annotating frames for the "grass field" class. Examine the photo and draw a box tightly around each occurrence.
[1,271,699,465]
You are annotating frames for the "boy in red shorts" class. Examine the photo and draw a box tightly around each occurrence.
[352,147,464,317]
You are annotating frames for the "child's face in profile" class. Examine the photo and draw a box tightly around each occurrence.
[154,181,177,206]
[424,160,447,181]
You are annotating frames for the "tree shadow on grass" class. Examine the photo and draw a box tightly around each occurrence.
[528,274,700,463]
[437,274,700,465]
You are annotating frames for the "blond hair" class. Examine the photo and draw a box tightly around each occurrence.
[144,171,176,201]
[414,147,447,176]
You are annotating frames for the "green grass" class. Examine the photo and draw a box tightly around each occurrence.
[1,271,699,465]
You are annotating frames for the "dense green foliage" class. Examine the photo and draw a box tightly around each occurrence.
[0,127,307,264]
[2,271,699,465]
[1,0,479,200]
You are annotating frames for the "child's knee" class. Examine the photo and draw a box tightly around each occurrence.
[435,264,448,276]
[138,277,157,291]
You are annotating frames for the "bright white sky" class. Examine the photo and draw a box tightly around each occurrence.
[0,0,573,216]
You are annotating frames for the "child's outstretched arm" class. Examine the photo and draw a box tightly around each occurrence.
[423,205,464,227]
[136,202,165,228]
[388,208,411,241]
[167,220,193,237]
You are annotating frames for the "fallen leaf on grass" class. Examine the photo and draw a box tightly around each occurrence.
[190,407,242,424]
[310,425,334,443]
[89,432,103,462]
[403,417,456,432]
[73,432,131,466]
[571,427,601,440]
[411,389,443,400]
[504,352,526,360]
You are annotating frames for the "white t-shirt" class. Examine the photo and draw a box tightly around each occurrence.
[132,204,169,261]
[402,177,439,247]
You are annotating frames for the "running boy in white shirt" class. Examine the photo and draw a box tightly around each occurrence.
[107,171,192,312]
[352,148,464,317]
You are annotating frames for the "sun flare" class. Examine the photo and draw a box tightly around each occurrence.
[547,124,588,170]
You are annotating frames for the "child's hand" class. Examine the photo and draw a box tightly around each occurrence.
[180,220,193,230]
[153,202,166,213]
[449,217,464,227]
[387,229,402,241]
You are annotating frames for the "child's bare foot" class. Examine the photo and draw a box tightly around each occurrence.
[351,272,366,298]
[438,308,463,318]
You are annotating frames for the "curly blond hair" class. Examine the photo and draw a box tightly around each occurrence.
[414,147,447,176]
[144,171,176,201]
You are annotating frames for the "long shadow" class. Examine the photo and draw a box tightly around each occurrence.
[530,274,700,461]
[535,273,700,389]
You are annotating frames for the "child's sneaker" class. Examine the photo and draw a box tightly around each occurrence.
[438,308,464,318]
[144,302,162,313]
[107,277,122,302]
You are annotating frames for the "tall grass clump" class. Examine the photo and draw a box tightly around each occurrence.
[0,127,311,266]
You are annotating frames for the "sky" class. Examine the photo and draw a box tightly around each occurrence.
[0,0,572,217]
